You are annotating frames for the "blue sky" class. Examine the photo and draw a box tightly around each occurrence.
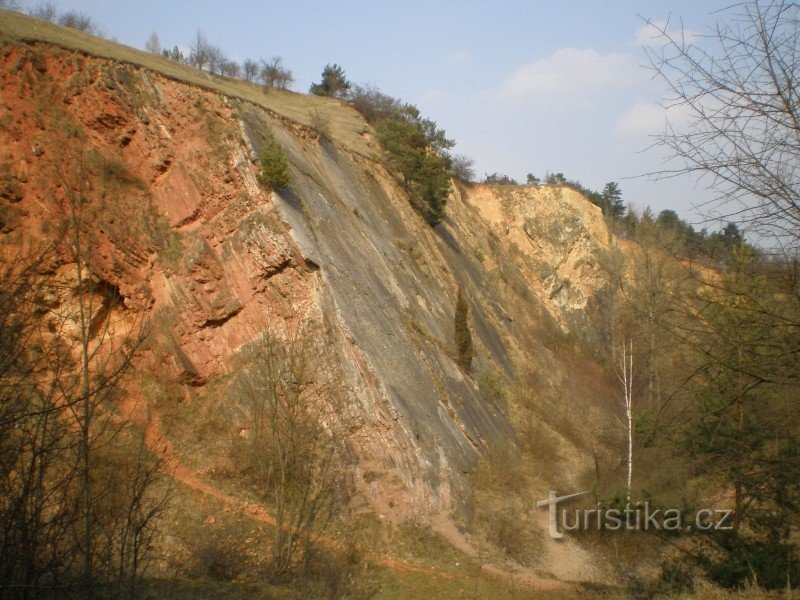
[22,1,733,226]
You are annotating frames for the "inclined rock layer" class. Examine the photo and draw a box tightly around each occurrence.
[0,42,613,518]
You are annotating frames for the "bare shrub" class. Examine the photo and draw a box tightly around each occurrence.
[30,2,57,21]
[57,10,100,35]
[230,321,348,579]
[189,532,247,582]
[309,109,331,140]
[450,154,475,183]
[347,84,402,124]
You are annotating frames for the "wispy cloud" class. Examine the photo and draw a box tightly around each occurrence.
[494,48,641,113]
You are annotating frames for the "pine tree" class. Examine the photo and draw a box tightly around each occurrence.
[454,288,474,371]
[309,64,350,99]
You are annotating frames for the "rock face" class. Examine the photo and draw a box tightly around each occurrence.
[465,184,611,330]
[0,41,613,519]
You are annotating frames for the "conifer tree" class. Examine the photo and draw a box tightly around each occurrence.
[454,288,474,371]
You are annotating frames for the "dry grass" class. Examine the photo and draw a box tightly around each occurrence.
[0,8,375,158]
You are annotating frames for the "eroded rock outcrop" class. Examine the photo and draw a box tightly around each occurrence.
[0,41,614,524]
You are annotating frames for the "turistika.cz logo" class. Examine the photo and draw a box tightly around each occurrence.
[536,491,734,539]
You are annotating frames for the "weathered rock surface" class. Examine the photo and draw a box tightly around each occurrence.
[0,41,613,522]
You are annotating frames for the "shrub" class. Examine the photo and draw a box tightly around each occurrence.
[483,172,517,185]
[189,533,247,582]
[348,84,402,124]
[309,109,331,140]
[257,133,292,190]
[450,154,475,183]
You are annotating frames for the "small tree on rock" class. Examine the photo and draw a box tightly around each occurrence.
[454,288,474,371]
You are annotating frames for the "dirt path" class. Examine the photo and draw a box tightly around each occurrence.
[430,513,577,592]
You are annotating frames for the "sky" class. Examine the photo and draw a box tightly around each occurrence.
[20,1,735,228]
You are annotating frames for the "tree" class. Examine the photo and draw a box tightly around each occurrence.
[454,288,474,371]
[601,182,625,219]
[526,173,540,185]
[189,30,211,70]
[375,105,453,226]
[242,58,260,83]
[230,323,346,578]
[483,172,517,185]
[0,150,168,596]
[260,56,294,90]
[162,46,186,63]
[545,172,567,185]
[615,340,634,503]
[207,45,225,74]
[257,132,292,190]
[646,1,800,249]
[347,84,402,124]
[57,10,100,35]
[144,31,161,55]
[309,64,350,99]
[450,154,475,183]
[30,2,57,21]
[219,58,240,78]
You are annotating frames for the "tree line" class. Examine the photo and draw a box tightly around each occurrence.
[592,2,800,592]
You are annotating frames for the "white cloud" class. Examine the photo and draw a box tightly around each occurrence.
[495,48,640,112]
[633,20,697,47]
[614,100,691,136]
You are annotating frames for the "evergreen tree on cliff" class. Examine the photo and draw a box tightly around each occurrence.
[309,64,350,99]
[454,288,474,371]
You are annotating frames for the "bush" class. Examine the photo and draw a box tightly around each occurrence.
[309,109,331,140]
[189,533,247,582]
[483,172,517,185]
[450,154,475,183]
[257,133,292,190]
[348,84,402,124]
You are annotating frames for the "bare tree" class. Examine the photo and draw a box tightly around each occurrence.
[189,30,211,71]
[230,321,347,578]
[30,1,56,21]
[0,243,83,594]
[260,56,294,90]
[57,10,100,35]
[242,58,259,83]
[450,154,475,183]
[347,83,402,123]
[207,45,225,75]
[219,58,241,78]
[144,31,161,55]
[615,340,634,503]
[646,1,800,248]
